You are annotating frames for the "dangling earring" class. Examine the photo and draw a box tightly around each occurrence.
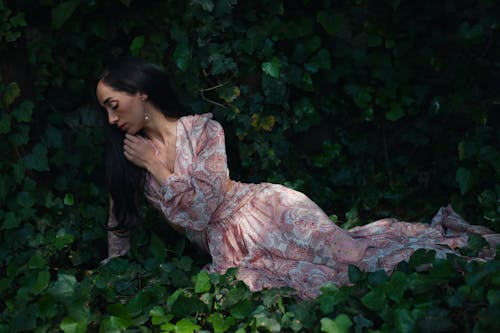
[144,111,150,120]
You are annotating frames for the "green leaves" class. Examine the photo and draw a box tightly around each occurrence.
[48,273,77,301]
[208,312,236,332]
[192,0,215,12]
[320,314,352,333]
[317,11,346,36]
[305,49,331,73]
[2,82,20,105]
[194,271,211,293]
[60,316,87,333]
[1,1,500,332]
[129,35,145,56]
[0,112,11,134]
[171,27,191,71]
[12,101,33,122]
[51,0,79,29]
[455,167,477,194]
[385,103,405,121]
[24,143,50,172]
[262,57,282,78]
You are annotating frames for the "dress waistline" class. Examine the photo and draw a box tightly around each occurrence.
[210,181,271,223]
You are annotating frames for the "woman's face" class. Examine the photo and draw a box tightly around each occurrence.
[96,80,147,135]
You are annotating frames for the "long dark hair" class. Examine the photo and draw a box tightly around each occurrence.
[99,56,187,231]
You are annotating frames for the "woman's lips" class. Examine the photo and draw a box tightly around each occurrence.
[119,124,127,131]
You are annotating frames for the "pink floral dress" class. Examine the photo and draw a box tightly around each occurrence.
[144,113,498,299]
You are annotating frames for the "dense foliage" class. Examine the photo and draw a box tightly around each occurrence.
[1,0,499,332]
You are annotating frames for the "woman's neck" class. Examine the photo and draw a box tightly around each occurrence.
[143,107,177,144]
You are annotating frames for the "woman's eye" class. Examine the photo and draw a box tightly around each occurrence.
[111,103,118,110]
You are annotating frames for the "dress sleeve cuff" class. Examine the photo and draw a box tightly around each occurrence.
[160,174,193,201]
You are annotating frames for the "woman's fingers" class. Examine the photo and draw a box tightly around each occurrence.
[122,134,153,168]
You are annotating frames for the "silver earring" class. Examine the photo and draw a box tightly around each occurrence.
[144,111,150,120]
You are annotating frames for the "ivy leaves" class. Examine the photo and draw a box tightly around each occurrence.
[1,0,500,332]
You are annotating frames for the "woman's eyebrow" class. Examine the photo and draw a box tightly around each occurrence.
[102,97,113,106]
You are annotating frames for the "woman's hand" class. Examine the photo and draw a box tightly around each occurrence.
[123,134,172,182]
[123,134,156,170]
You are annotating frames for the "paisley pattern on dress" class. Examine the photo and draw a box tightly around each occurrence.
[144,113,499,299]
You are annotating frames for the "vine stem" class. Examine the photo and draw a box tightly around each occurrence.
[199,82,228,109]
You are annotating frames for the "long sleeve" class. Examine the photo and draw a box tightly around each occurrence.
[103,198,130,263]
[157,116,230,231]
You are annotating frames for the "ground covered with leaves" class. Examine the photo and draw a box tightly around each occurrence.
[1,0,499,332]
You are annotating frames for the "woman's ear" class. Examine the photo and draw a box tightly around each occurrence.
[138,91,148,102]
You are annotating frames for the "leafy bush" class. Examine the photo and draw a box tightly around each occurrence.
[1,0,499,331]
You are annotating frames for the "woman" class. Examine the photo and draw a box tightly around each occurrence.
[97,56,498,299]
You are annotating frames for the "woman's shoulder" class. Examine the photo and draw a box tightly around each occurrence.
[179,113,213,126]
[179,113,222,134]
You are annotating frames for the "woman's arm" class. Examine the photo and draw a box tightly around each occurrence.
[156,118,230,231]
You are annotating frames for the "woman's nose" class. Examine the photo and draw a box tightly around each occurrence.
[107,110,118,125]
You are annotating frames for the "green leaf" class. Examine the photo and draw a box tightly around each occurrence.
[317,11,346,36]
[45,125,64,148]
[213,0,238,16]
[9,124,30,146]
[175,318,201,333]
[221,282,251,309]
[52,0,80,29]
[149,306,173,325]
[2,211,20,230]
[262,57,282,79]
[99,316,131,333]
[305,48,331,73]
[12,101,33,122]
[17,191,35,208]
[230,299,251,319]
[465,233,489,255]
[30,270,51,294]
[12,303,38,331]
[60,316,88,333]
[119,0,133,6]
[64,193,75,206]
[24,143,50,171]
[455,167,473,194]
[146,233,166,259]
[487,289,500,305]
[10,13,27,27]
[385,103,405,121]
[28,251,48,269]
[409,249,436,269]
[54,228,75,250]
[385,271,407,302]
[348,265,363,283]
[361,288,387,311]
[208,312,236,333]
[354,88,373,109]
[126,289,158,317]
[367,270,388,285]
[192,0,215,12]
[0,113,11,134]
[254,313,281,333]
[195,271,211,293]
[47,273,77,301]
[2,82,20,105]
[173,37,190,71]
[129,35,145,55]
[170,294,206,317]
[394,308,415,333]
[320,314,353,333]
[352,315,374,332]
[262,75,287,104]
